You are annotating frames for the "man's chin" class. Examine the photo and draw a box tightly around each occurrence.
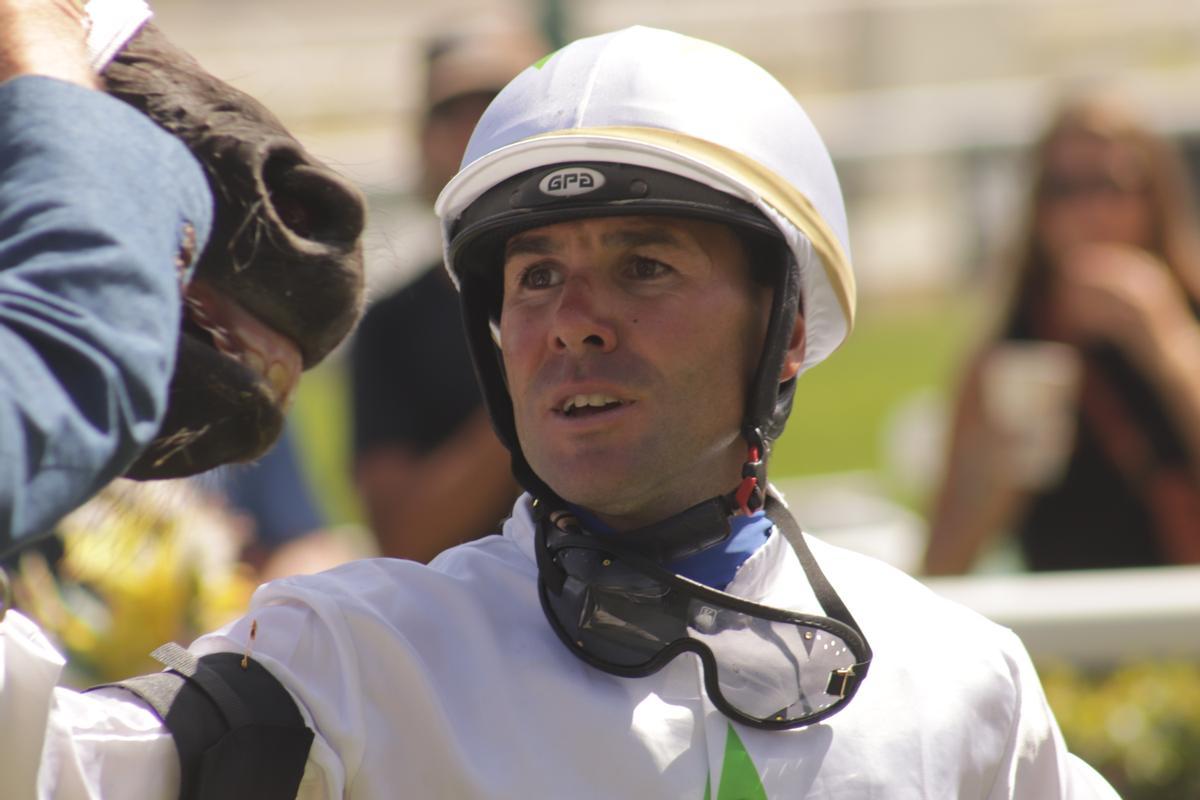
[534,445,744,531]
[541,467,677,532]
[540,465,640,521]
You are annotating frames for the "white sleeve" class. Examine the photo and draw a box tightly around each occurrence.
[2,606,340,799]
[987,629,1121,800]
[0,610,178,799]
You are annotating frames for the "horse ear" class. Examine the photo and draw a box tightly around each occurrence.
[104,24,367,479]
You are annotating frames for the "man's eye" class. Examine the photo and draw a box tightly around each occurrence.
[518,264,559,289]
[629,256,672,280]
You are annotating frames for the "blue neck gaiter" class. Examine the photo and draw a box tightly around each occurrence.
[568,506,773,591]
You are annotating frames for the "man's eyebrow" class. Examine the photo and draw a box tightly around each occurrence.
[504,235,558,261]
[601,227,684,249]
[504,225,686,261]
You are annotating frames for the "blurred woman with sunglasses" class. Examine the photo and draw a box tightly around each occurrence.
[924,90,1200,573]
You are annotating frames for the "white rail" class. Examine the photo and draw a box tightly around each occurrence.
[922,566,1200,668]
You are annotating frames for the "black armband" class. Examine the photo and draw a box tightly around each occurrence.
[87,642,314,800]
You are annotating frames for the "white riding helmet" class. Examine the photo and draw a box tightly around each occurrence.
[436,25,855,508]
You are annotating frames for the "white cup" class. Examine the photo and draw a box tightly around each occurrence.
[980,341,1083,490]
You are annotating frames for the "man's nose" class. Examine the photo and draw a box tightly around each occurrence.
[550,278,617,355]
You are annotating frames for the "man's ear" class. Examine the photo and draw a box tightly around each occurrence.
[779,312,806,382]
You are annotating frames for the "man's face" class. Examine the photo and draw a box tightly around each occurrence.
[499,215,771,530]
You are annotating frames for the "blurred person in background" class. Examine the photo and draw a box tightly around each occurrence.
[350,21,545,562]
[924,90,1200,574]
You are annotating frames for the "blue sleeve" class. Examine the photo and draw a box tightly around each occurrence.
[0,76,213,554]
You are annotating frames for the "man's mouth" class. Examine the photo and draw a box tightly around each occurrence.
[558,393,628,418]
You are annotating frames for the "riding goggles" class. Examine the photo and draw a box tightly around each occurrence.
[535,509,873,731]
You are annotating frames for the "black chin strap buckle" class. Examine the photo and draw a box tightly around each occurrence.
[734,428,767,515]
[532,499,581,595]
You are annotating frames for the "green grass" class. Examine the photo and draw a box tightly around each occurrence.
[770,293,979,479]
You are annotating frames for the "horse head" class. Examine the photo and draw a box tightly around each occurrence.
[102,23,366,479]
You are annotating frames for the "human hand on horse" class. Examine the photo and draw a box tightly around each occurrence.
[0,0,95,87]
[1,1,366,479]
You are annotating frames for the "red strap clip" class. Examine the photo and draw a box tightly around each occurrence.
[735,446,761,515]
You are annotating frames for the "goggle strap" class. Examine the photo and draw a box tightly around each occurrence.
[765,493,874,662]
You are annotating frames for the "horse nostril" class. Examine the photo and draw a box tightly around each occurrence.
[261,149,365,248]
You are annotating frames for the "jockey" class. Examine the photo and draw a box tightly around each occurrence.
[1,22,1118,800]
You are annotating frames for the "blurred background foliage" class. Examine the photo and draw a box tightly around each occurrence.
[772,293,978,488]
[1041,660,1200,799]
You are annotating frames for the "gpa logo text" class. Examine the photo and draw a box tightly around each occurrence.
[539,167,606,198]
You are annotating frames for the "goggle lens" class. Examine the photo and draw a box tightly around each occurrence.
[690,599,855,720]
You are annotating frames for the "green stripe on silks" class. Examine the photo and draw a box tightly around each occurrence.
[716,723,768,800]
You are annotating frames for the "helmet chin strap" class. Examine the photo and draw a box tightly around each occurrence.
[734,427,767,516]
